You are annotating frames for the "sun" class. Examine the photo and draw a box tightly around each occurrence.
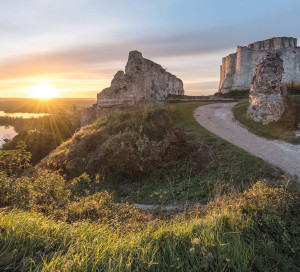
[30,84,59,99]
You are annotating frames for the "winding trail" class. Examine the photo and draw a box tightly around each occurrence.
[194,103,300,179]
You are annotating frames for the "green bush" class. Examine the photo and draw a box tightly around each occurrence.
[0,171,30,208]
[67,192,146,226]
[40,105,210,180]
[0,141,31,176]
[2,130,58,163]
[29,170,70,216]
[69,172,101,198]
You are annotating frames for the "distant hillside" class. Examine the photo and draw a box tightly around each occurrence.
[0,98,96,114]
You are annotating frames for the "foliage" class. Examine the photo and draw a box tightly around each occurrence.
[28,170,70,216]
[0,102,298,271]
[0,180,298,271]
[0,169,70,216]
[36,102,277,205]
[0,171,30,208]
[0,141,31,175]
[67,192,146,227]
[69,172,101,198]
[3,130,58,163]
[285,81,300,95]
[1,107,85,163]
[39,105,210,181]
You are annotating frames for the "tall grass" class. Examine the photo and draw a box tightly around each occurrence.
[0,180,299,271]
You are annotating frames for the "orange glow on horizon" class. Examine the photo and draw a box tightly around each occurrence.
[28,84,60,99]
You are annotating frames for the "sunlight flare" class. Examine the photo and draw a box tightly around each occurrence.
[29,84,59,99]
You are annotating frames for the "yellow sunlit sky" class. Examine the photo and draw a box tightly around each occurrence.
[1,0,300,98]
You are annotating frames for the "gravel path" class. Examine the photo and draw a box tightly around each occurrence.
[194,103,300,180]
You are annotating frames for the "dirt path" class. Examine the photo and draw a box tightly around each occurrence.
[194,103,300,180]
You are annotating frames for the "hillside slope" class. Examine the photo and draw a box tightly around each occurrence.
[37,102,278,204]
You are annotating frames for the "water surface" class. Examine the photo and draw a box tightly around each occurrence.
[0,126,17,147]
[0,111,49,119]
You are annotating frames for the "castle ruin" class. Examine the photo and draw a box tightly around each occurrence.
[97,50,184,117]
[218,37,300,93]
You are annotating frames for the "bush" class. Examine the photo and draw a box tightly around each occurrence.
[40,105,210,180]
[0,141,31,176]
[0,171,30,208]
[69,172,101,198]
[2,130,58,163]
[29,170,70,216]
[0,169,70,216]
[67,192,146,227]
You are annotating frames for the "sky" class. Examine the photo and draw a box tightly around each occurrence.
[1,0,300,98]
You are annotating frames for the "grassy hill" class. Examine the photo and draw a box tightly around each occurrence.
[0,102,299,271]
[38,102,278,204]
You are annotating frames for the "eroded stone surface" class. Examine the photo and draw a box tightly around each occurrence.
[219,37,300,93]
[247,53,285,124]
[96,50,184,118]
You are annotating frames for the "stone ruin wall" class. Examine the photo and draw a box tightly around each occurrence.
[219,37,300,93]
[96,50,184,117]
[81,51,184,126]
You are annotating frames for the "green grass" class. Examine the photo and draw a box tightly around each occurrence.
[124,102,279,204]
[233,99,299,144]
[0,180,299,272]
[37,102,279,205]
[0,102,299,271]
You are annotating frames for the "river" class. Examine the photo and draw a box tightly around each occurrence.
[0,126,17,147]
[0,111,49,147]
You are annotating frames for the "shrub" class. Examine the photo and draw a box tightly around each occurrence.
[0,141,31,176]
[39,105,211,180]
[66,192,146,227]
[69,172,101,198]
[0,171,30,208]
[28,170,70,216]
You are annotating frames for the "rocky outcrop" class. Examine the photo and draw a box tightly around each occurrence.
[248,53,286,124]
[219,37,300,93]
[96,50,184,118]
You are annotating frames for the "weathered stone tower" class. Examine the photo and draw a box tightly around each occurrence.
[218,37,300,93]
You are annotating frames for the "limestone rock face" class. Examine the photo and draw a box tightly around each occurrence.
[248,53,285,124]
[96,50,184,117]
[218,37,300,93]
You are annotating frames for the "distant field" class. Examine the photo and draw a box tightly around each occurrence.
[0,98,96,114]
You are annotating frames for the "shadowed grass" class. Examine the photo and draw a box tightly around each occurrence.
[232,99,299,143]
